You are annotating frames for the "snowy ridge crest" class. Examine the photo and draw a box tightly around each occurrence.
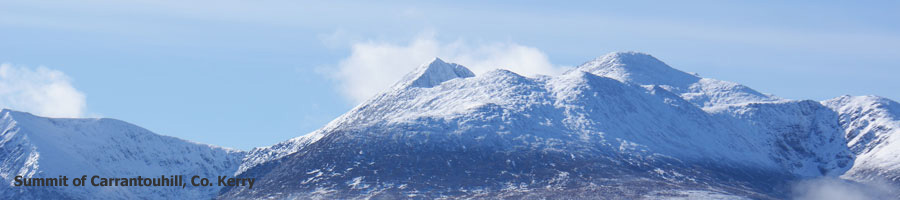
[236,131,325,175]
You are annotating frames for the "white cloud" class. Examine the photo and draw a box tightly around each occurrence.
[791,177,895,200]
[329,33,567,103]
[0,63,86,118]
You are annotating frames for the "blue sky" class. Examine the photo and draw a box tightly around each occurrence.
[1,1,898,150]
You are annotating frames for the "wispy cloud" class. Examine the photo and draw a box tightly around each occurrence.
[325,32,567,103]
[791,177,896,200]
[0,63,86,118]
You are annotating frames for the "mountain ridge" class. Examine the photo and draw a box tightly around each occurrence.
[2,51,897,199]
[222,51,897,199]
[0,109,245,199]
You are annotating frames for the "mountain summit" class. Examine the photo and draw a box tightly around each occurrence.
[396,57,475,89]
[577,51,699,87]
[577,51,780,108]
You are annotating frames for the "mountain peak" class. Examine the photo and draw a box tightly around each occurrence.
[1,108,19,115]
[577,51,699,87]
[1,108,33,120]
[396,57,475,88]
[599,51,660,62]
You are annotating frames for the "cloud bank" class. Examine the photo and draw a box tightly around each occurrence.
[0,63,86,118]
[330,34,567,103]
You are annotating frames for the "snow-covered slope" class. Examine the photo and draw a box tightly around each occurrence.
[236,130,323,176]
[0,109,244,199]
[222,52,898,199]
[824,95,900,185]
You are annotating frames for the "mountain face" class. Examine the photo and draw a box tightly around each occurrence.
[824,96,900,184]
[0,109,244,199]
[221,52,899,199]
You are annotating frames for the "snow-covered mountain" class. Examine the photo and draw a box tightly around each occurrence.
[0,109,244,199]
[222,52,899,199]
[3,51,896,199]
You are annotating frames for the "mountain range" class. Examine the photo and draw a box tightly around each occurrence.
[2,52,898,199]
